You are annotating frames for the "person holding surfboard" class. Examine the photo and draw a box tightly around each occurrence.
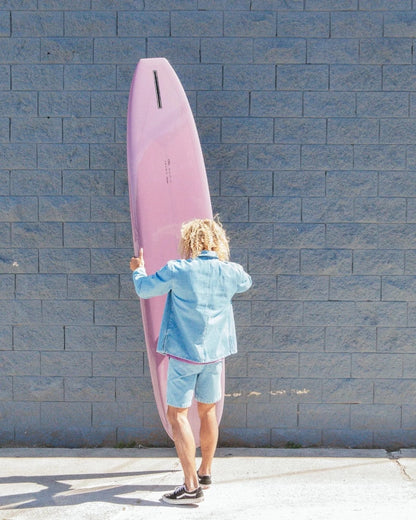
[130,218,252,505]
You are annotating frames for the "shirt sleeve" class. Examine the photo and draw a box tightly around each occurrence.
[234,265,252,293]
[132,263,174,299]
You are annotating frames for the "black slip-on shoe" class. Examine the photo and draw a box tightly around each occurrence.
[198,472,212,487]
[162,484,204,505]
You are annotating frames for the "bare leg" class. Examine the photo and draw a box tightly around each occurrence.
[197,402,218,477]
[167,405,199,491]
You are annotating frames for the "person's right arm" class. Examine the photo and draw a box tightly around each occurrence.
[130,249,174,299]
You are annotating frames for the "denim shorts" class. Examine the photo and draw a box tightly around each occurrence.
[166,357,223,409]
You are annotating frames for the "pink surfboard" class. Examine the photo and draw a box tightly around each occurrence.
[127,57,225,445]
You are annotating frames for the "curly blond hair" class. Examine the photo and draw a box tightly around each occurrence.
[179,218,230,261]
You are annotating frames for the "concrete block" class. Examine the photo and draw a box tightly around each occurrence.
[212,196,248,222]
[405,250,416,274]
[68,274,119,300]
[360,0,411,8]
[12,223,63,247]
[356,301,407,327]
[144,0,195,8]
[39,196,90,222]
[42,300,93,325]
[352,353,402,378]
[41,351,92,377]
[95,300,140,326]
[302,145,353,170]
[0,170,8,196]
[303,301,357,326]
[40,402,91,428]
[0,196,37,222]
[326,171,378,198]
[0,144,36,168]
[91,197,129,223]
[249,144,300,170]
[304,92,356,117]
[251,0,303,8]
[90,248,130,274]
[301,249,352,275]
[354,250,404,275]
[63,118,114,143]
[175,65,223,90]
[91,92,128,117]
[274,118,326,144]
[38,144,89,169]
[300,353,351,378]
[251,300,303,326]
[275,170,325,197]
[0,68,10,90]
[12,170,61,195]
[302,198,354,223]
[0,326,12,350]
[236,325,274,352]
[1,401,41,429]
[275,223,325,249]
[307,38,359,64]
[116,376,153,402]
[203,143,247,170]
[64,64,116,90]
[93,351,143,377]
[247,403,298,428]
[380,119,416,145]
[253,37,306,64]
[272,428,322,448]
[224,11,276,37]
[0,38,39,63]
[0,376,12,400]
[384,65,416,91]
[39,248,90,274]
[66,326,116,352]
[13,325,64,351]
[248,249,299,275]
[0,274,13,299]
[118,11,170,37]
[249,197,300,222]
[12,64,63,90]
[171,10,223,37]
[14,376,64,401]
[360,38,412,65]
[378,224,416,249]
[250,91,302,117]
[116,222,132,248]
[357,92,408,117]
[273,326,325,352]
[323,379,373,405]
[384,11,416,37]
[330,275,381,301]
[278,12,329,38]
[403,354,416,377]
[197,91,248,117]
[327,118,378,145]
[377,327,416,353]
[299,404,350,429]
[0,351,40,375]
[224,64,276,90]
[325,326,376,352]
[326,223,378,248]
[39,91,91,117]
[0,10,9,37]
[222,117,273,144]
[382,276,416,301]
[16,274,67,299]
[41,37,93,64]
[355,197,406,223]
[94,38,145,64]
[331,12,382,38]
[269,378,322,403]
[12,11,63,37]
[90,144,126,169]
[351,404,401,430]
[64,11,116,36]
[147,38,200,64]
[65,377,115,402]
[63,170,114,196]
[64,223,115,248]
[0,248,38,274]
[225,377,270,403]
[322,429,373,448]
[276,64,328,90]
[199,0,250,8]
[330,65,381,91]
[195,118,221,144]
[278,275,328,301]
[248,352,299,378]
[306,0,357,8]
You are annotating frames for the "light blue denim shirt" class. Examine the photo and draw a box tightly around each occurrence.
[132,250,252,363]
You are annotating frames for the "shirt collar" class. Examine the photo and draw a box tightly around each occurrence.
[198,250,218,259]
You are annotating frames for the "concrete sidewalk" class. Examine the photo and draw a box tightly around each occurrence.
[0,448,415,520]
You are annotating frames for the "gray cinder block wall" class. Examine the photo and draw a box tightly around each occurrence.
[1,0,416,449]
